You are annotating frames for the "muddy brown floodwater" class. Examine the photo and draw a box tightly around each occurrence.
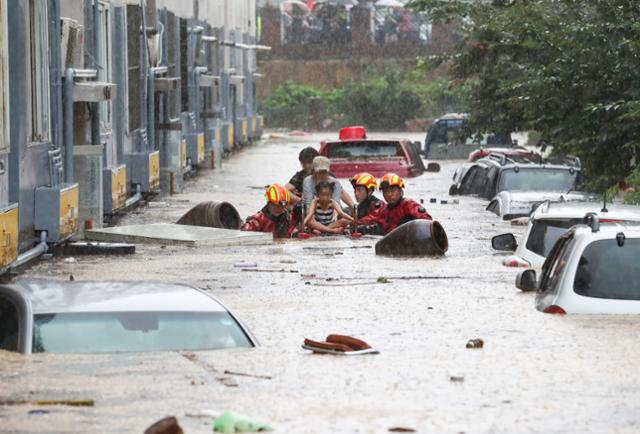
[2,133,640,433]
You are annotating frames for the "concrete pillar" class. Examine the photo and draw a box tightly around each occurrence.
[73,145,104,237]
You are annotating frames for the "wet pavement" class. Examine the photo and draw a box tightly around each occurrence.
[2,133,640,433]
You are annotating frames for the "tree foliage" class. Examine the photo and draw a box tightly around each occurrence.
[260,71,469,131]
[410,0,640,192]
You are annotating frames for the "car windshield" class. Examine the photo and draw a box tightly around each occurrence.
[32,311,252,353]
[327,141,401,159]
[573,238,640,300]
[526,218,583,257]
[427,119,463,144]
[498,168,577,192]
[464,133,512,146]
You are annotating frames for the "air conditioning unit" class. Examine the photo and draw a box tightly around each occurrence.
[61,18,84,71]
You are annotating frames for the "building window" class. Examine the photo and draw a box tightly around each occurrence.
[97,2,112,132]
[28,0,51,143]
[126,4,141,132]
[0,0,9,152]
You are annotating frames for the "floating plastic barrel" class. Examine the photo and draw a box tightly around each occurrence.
[176,201,242,229]
[375,219,448,256]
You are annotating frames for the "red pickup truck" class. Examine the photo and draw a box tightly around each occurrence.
[318,126,429,179]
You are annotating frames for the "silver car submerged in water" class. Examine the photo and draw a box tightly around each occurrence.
[487,190,598,220]
[0,280,257,354]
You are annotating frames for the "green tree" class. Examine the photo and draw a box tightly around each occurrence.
[411,0,640,192]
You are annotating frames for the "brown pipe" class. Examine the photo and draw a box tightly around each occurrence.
[304,338,352,352]
[375,220,449,256]
[176,201,242,229]
[326,334,371,350]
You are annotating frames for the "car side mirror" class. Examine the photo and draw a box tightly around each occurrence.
[492,233,518,251]
[449,184,459,196]
[516,269,537,292]
[426,162,441,173]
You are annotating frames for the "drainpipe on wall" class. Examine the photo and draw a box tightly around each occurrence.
[12,231,48,270]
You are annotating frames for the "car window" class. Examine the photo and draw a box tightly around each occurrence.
[482,166,500,199]
[32,311,253,353]
[327,141,401,158]
[498,168,577,193]
[0,296,19,352]
[539,233,575,293]
[426,123,447,144]
[573,238,640,300]
[526,218,583,257]
[459,166,488,195]
[404,142,425,171]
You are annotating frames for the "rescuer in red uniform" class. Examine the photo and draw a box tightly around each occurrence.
[350,172,386,226]
[357,173,432,235]
[241,184,296,238]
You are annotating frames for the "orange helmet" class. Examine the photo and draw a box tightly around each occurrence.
[350,172,377,191]
[265,184,290,205]
[379,173,405,190]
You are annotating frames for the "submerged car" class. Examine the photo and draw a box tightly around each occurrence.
[0,281,257,354]
[468,147,539,163]
[516,217,640,314]
[450,153,585,210]
[424,113,513,159]
[487,190,597,220]
[492,202,640,270]
[319,126,438,178]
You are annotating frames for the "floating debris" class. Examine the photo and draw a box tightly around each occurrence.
[466,338,484,349]
[213,411,273,433]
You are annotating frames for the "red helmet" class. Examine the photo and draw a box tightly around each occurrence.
[379,173,405,190]
[265,184,290,205]
[350,172,377,191]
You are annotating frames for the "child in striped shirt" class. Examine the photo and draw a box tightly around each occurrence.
[304,181,353,234]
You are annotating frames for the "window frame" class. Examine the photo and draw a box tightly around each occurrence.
[126,4,142,132]
[27,0,52,144]
[97,1,113,133]
[0,0,8,153]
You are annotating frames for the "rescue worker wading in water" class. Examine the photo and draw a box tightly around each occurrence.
[241,184,296,238]
[356,173,432,235]
[350,172,386,226]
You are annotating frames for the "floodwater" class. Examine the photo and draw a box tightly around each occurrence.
[2,133,640,433]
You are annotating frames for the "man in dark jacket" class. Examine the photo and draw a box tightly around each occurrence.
[286,147,319,203]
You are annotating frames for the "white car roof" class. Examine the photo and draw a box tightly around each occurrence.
[437,113,468,121]
[532,202,640,221]
[499,191,594,202]
[7,280,227,314]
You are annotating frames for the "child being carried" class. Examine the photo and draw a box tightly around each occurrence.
[304,181,353,234]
